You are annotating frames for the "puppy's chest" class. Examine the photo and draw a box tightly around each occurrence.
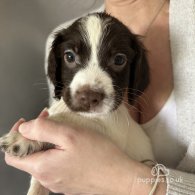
[48,99,154,161]
[48,99,131,148]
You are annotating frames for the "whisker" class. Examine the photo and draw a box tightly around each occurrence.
[109,85,150,107]
[122,100,139,112]
[38,88,49,90]
[114,97,144,115]
[123,108,130,127]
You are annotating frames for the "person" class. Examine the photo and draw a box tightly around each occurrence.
[5,0,195,194]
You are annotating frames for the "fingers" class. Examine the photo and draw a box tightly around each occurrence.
[18,118,69,146]
[5,150,60,175]
[10,108,48,133]
[5,152,40,174]
[10,118,26,132]
[38,108,49,118]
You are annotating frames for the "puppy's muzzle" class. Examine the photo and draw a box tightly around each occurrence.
[74,86,105,111]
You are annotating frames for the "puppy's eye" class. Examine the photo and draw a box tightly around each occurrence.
[64,51,75,63]
[114,54,127,66]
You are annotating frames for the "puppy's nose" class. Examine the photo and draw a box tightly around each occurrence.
[75,89,104,109]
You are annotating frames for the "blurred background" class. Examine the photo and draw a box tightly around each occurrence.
[0,0,103,194]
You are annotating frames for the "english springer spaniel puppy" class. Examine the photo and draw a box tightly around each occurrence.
[0,12,154,195]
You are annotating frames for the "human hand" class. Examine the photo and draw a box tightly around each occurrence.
[5,115,142,195]
[4,111,166,195]
[8,108,49,133]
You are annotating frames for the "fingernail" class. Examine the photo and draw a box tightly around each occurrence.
[18,123,26,134]
[19,118,25,122]
[42,107,48,112]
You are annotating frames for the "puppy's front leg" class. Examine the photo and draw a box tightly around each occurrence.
[0,131,54,195]
[0,131,54,157]
[27,177,49,195]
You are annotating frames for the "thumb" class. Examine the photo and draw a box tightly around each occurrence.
[18,118,68,146]
[10,118,26,132]
[38,108,49,118]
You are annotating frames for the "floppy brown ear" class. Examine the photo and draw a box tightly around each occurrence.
[128,36,150,104]
[47,32,64,99]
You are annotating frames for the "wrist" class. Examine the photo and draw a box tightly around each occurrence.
[106,156,167,195]
[104,155,136,195]
[106,157,155,195]
[131,162,167,195]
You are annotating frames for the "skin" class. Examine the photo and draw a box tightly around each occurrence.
[5,0,171,194]
[5,112,166,195]
[106,0,173,123]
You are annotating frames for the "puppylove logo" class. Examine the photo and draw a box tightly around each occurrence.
[151,164,170,177]
[137,163,183,185]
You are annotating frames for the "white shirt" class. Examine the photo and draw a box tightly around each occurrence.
[141,91,185,168]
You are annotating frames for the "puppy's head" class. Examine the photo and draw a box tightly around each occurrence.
[48,12,149,116]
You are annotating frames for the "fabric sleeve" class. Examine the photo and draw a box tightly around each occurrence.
[166,142,195,194]
[166,169,195,195]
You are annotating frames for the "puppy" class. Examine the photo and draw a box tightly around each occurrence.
[0,12,154,195]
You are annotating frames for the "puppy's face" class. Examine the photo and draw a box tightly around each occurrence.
[48,13,149,116]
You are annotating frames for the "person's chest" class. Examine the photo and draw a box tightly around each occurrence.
[141,91,186,167]
[138,21,173,124]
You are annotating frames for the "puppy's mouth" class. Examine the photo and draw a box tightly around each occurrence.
[63,87,115,115]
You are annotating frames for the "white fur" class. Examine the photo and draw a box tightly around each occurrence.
[69,66,114,115]
[0,14,154,195]
[23,95,154,195]
[49,98,154,161]
[70,15,115,115]
[26,15,154,195]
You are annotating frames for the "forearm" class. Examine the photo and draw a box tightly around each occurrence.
[134,165,195,195]
[130,161,166,195]
[112,158,166,195]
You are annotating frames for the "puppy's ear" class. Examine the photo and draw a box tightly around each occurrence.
[128,36,150,104]
[47,32,64,99]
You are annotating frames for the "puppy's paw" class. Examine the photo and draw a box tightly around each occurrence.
[0,132,19,153]
[0,132,30,157]
[0,134,9,152]
[0,132,55,157]
[1,132,35,157]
